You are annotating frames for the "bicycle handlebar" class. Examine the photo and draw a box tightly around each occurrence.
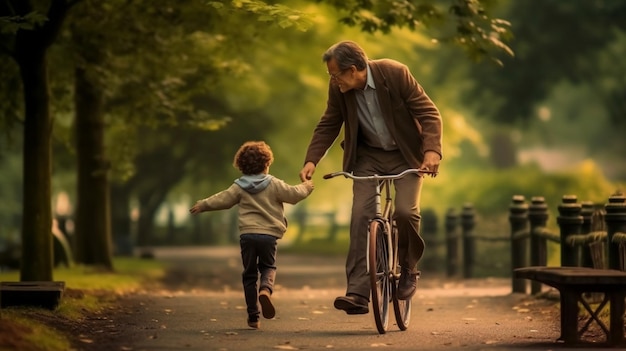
[323,168,436,181]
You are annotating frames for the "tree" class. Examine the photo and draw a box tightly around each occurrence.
[461,0,626,125]
[63,0,313,261]
[0,0,80,281]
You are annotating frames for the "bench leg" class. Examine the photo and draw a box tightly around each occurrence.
[579,294,610,337]
[560,290,580,344]
[609,292,625,345]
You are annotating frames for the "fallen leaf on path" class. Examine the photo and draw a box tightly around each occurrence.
[274,342,298,350]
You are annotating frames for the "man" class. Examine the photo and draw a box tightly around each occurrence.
[299,40,442,315]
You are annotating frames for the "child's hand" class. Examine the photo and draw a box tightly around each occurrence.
[189,202,203,214]
[304,180,314,190]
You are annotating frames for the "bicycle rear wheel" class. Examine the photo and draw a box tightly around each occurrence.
[368,219,391,334]
[391,223,412,330]
[392,271,412,330]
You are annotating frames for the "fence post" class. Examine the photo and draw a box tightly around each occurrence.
[420,208,439,271]
[528,196,549,295]
[604,191,626,270]
[461,203,476,279]
[445,208,459,277]
[579,201,595,268]
[557,195,583,267]
[509,195,528,294]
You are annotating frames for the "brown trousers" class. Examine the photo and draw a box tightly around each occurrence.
[345,144,424,299]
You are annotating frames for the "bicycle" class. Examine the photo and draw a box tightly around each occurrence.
[323,168,433,334]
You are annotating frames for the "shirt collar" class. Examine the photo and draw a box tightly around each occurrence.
[364,64,376,90]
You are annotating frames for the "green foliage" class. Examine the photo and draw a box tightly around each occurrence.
[424,161,622,220]
[318,0,513,65]
[0,11,47,34]
[0,150,22,242]
[209,0,313,31]
[461,0,626,125]
[0,55,23,137]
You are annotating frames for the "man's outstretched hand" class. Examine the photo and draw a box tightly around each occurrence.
[299,162,316,182]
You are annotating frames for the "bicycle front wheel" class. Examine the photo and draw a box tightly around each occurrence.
[368,219,391,334]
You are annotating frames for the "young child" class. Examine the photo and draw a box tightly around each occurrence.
[189,141,314,329]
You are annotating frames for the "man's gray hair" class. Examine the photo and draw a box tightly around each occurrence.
[322,41,368,71]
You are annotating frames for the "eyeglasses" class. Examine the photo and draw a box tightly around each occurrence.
[327,69,347,80]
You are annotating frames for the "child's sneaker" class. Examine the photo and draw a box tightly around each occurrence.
[247,316,260,329]
[259,289,275,319]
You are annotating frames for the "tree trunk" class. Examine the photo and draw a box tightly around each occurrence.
[110,183,133,256]
[7,0,76,282]
[133,145,189,250]
[18,49,54,282]
[73,65,113,269]
[136,190,166,248]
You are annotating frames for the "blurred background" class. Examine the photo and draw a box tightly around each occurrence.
[1,0,625,278]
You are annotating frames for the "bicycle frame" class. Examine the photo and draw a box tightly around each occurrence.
[323,169,433,276]
[323,168,433,334]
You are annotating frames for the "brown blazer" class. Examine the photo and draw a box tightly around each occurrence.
[304,59,443,172]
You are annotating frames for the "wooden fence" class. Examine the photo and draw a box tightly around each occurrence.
[442,191,626,293]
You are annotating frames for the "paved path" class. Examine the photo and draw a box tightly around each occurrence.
[107,247,599,351]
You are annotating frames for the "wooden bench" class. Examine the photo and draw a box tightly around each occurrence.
[514,266,626,346]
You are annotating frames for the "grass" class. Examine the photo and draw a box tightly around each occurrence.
[282,237,350,256]
[0,257,167,351]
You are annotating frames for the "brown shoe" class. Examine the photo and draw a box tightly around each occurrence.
[259,289,275,319]
[397,268,420,300]
[333,294,369,314]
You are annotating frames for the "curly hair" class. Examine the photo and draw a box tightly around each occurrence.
[233,141,274,175]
